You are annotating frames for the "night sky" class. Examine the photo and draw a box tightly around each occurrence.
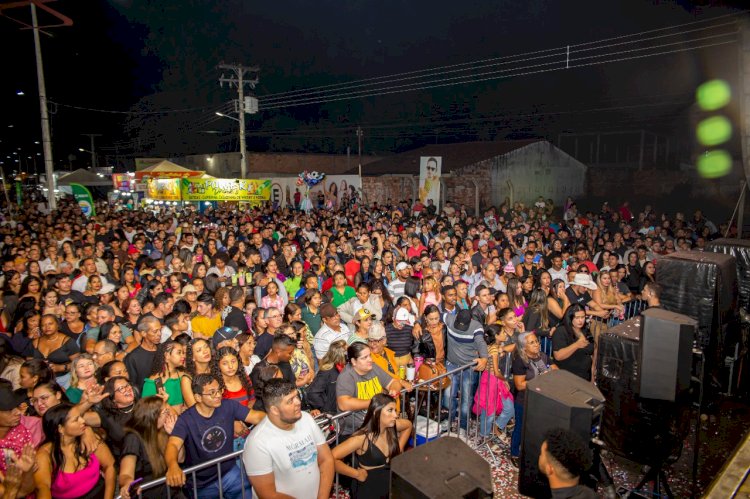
[0,0,746,172]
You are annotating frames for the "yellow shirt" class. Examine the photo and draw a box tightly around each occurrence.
[191,313,222,338]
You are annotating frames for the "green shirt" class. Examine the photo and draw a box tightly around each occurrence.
[284,276,302,299]
[142,376,184,406]
[301,306,322,336]
[331,286,356,308]
[66,387,83,404]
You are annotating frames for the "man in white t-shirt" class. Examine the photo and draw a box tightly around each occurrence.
[243,379,334,499]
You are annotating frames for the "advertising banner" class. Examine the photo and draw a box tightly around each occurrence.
[112,174,132,191]
[71,183,96,217]
[269,175,362,210]
[419,156,442,207]
[146,178,181,201]
[181,178,271,205]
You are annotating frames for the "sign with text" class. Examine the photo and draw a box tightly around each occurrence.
[180,178,271,205]
[146,178,181,201]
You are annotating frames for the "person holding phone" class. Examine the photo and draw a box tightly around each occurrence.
[119,396,178,499]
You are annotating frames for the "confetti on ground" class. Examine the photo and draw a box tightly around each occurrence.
[329,398,750,498]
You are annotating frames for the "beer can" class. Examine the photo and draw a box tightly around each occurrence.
[399,365,406,380]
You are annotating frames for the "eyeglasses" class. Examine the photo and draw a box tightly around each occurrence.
[200,389,222,398]
[114,384,132,394]
[368,338,385,343]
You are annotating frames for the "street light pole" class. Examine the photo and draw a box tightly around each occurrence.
[30,3,55,210]
[218,63,259,179]
[81,133,101,169]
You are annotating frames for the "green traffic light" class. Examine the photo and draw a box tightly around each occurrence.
[696,80,731,111]
[696,116,732,146]
[697,150,732,178]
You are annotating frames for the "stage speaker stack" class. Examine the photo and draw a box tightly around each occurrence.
[518,370,605,499]
[390,437,493,499]
[596,313,694,466]
[705,239,750,397]
[639,308,696,401]
[705,238,750,311]
[655,251,739,397]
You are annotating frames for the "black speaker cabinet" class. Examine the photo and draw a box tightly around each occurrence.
[390,436,493,499]
[656,251,740,399]
[519,370,605,499]
[639,308,697,401]
[597,317,691,465]
[705,238,750,311]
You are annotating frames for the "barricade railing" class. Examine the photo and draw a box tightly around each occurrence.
[122,360,479,499]
[123,302,648,499]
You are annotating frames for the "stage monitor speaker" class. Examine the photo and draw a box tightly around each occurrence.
[519,370,605,499]
[390,436,493,499]
[639,308,697,401]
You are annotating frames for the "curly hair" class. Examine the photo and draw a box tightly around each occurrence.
[148,340,184,378]
[185,338,212,377]
[211,346,255,401]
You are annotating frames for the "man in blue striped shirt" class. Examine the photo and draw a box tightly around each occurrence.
[442,308,488,441]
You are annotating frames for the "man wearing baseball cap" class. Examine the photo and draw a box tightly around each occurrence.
[312,304,350,360]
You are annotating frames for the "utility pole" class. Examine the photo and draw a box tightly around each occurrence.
[31,3,56,210]
[81,133,101,169]
[356,126,363,177]
[218,63,259,179]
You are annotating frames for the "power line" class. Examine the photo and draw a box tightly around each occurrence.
[49,101,223,115]
[259,36,736,110]
[259,12,744,104]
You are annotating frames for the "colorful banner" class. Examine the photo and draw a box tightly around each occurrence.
[270,175,362,210]
[419,156,442,207]
[71,183,96,217]
[134,169,204,181]
[146,178,181,201]
[112,174,132,191]
[180,178,271,205]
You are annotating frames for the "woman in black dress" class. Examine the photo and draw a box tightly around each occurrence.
[332,393,412,499]
[32,314,80,389]
[551,304,594,381]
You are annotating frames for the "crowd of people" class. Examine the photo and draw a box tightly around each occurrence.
[0,190,725,498]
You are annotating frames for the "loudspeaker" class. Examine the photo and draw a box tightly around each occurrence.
[597,318,691,465]
[656,252,739,394]
[639,308,697,401]
[705,238,750,311]
[519,370,605,499]
[390,437,493,499]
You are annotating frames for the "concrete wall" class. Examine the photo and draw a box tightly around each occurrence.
[481,142,587,206]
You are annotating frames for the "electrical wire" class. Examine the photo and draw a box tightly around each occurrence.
[259,36,736,110]
[259,12,744,104]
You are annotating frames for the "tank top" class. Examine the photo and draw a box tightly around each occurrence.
[223,386,251,406]
[50,453,101,499]
[356,437,389,467]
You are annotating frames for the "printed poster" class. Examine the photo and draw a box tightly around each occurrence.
[419,156,441,207]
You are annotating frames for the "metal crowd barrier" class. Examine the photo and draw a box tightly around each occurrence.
[123,361,480,499]
[120,302,648,499]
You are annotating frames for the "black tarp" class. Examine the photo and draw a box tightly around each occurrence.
[655,251,739,389]
[705,238,750,312]
[596,317,691,465]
